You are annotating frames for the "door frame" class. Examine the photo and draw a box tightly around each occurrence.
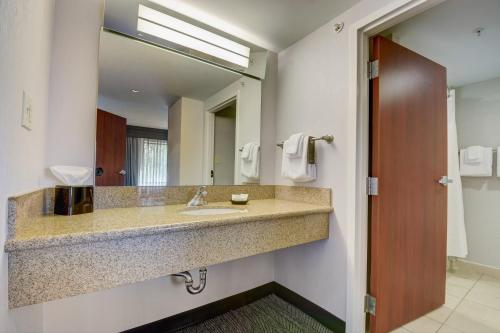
[345,0,444,331]
[202,94,241,185]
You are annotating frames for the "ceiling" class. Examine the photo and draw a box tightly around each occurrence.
[98,30,242,118]
[105,0,361,53]
[386,0,500,87]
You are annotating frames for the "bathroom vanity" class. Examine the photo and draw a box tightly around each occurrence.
[3,1,336,312]
[5,185,331,308]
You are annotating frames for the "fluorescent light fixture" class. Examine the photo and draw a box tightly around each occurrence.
[147,0,275,52]
[137,18,249,68]
[130,89,140,93]
[137,5,250,68]
[139,5,249,57]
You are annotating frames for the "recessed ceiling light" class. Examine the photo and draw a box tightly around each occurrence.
[137,5,250,68]
[131,89,140,93]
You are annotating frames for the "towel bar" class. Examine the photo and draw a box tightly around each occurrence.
[277,135,334,164]
[238,146,261,152]
[458,148,498,153]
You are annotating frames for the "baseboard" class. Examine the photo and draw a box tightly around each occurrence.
[455,259,500,278]
[122,282,345,333]
[272,282,346,333]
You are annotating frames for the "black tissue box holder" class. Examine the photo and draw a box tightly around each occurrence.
[54,186,94,216]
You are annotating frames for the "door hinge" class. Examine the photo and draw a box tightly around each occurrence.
[365,294,376,315]
[367,177,379,196]
[368,60,379,79]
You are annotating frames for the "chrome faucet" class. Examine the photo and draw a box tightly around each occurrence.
[187,186,208,207]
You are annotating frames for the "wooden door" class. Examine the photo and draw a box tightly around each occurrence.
[95,109,127,186]
[368,36,447,333]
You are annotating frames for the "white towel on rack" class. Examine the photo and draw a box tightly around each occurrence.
[464,146,483,164]
[240,143,253,161]
[283,133,304,158]
[460,146,492,176]
[281,135,316,182]
[240,143,260,180]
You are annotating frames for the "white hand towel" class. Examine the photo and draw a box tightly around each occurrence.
[240,143,260,180]
[241,143,254,161]
[464,146,483,164]
[281,135,316,182]
[460,146,492,176]
[283,133,304,158]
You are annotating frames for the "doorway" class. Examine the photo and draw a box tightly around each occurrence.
[347,1,500,332]
[213,101,237,185]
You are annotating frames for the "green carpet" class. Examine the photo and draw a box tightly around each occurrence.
[177,295,334,333]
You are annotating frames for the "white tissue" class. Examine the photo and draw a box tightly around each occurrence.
[50,166,93,186]
[232,194,249,201]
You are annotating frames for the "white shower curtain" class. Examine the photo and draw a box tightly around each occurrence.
[447,90,468,258]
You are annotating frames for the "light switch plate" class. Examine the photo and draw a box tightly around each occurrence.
[22,91,33,130]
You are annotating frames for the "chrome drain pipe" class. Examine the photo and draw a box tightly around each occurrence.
[172,268,207,294]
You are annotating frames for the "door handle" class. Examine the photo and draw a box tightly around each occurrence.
[438,176,453,186]
[118,170,126,176]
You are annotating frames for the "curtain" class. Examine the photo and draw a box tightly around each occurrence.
[138,138,168,186]
[447,89,468,258]
[125,137,142,186]
[125,126,168,186]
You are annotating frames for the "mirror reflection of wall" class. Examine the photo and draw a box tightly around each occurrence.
[95,29,263,186]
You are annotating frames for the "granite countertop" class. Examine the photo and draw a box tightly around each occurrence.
[5,199,332,252]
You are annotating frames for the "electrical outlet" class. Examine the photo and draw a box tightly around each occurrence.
[22,91,33,130]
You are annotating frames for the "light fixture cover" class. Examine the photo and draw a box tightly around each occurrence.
[137,5,250,68]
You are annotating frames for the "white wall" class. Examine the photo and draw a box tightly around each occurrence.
[456,77,500,268]
[1,0,406,330]
[0,0,55,331]
[44,0,103,186]
[42,253,275,332]
[260,52,278,185]
[273,0,395,320]
[0,1,277,332]
[98,95,169,130]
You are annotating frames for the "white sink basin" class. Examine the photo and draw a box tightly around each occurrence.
[179,207,246,216]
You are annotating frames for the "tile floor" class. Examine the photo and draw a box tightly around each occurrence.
[391,269,500,333]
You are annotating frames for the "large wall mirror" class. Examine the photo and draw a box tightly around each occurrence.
[95,1,266,186]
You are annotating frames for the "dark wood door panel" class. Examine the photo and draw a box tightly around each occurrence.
[369,36,447,333]
[95,109,127,186]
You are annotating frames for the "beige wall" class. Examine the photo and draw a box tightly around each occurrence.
[213,106,237,185]
[167,97,204,186]
[167,98,182,186]
[179,98,205,185]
